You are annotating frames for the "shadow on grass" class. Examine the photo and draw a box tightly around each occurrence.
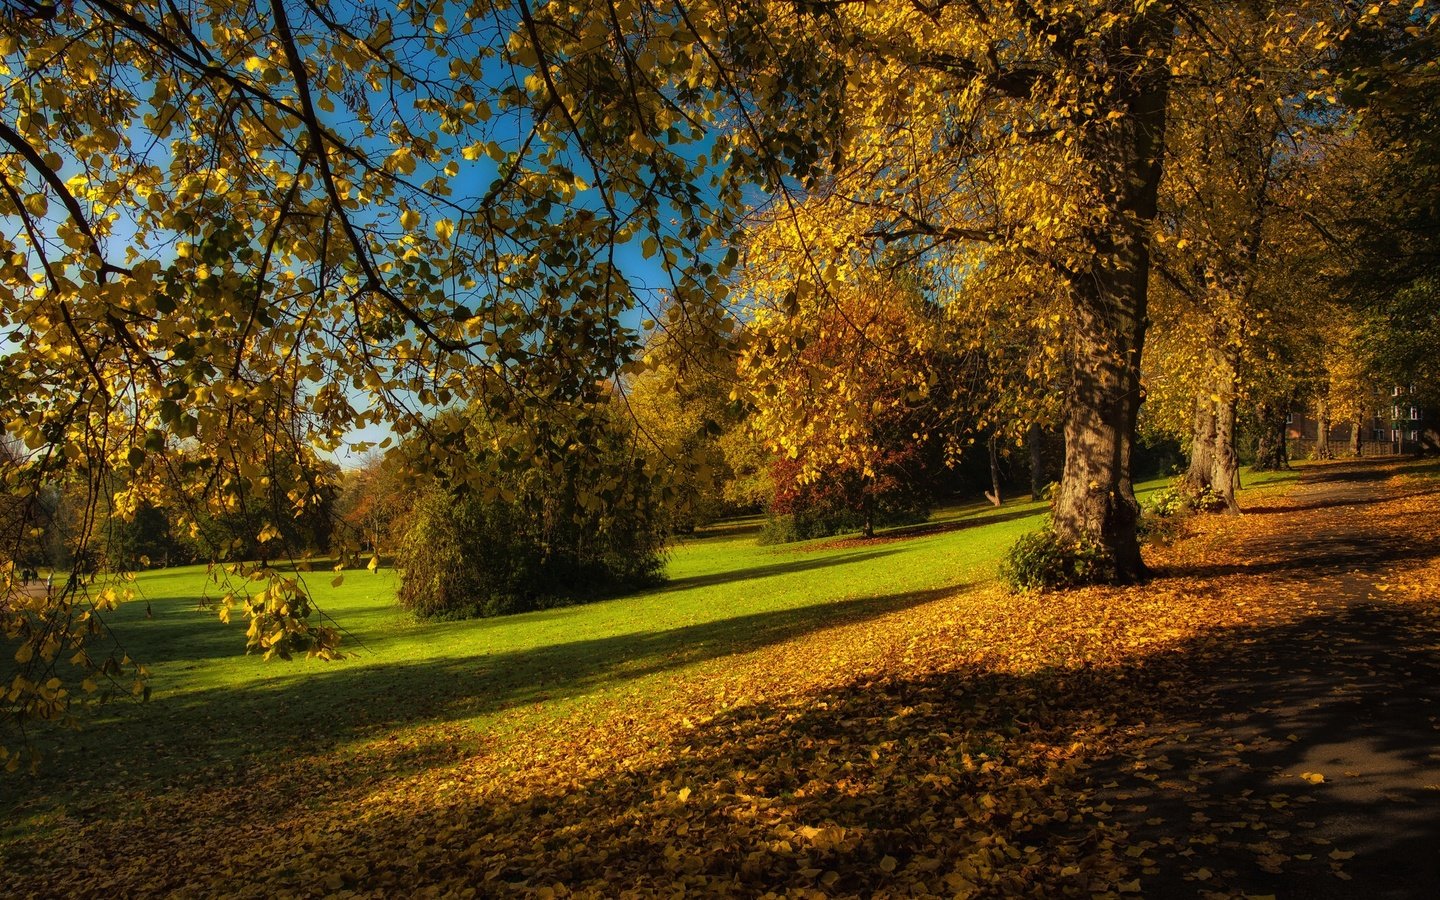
[647,547,906,594]
[23,598,1439,898]
[329,606,1440,898]
[876,505,1043,540]
[2,580,965,812]
[684,517,766,541]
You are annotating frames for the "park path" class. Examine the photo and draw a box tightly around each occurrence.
[1090,459,1440,898]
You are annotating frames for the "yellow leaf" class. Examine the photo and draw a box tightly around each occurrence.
[879,855,897,873]
[367,555,379,572]
[1300,771,1325,784]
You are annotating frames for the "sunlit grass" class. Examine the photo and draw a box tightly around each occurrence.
[1,467,1298,832]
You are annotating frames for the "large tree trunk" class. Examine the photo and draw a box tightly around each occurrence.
[1209,350,1241,513]
[1028,423,1046,501]
[1350,421,1362,457]
[1314,397,1332,460]
[1253,400,1289,471]
[1185,392,1217,494]
[1051,16,1172,585]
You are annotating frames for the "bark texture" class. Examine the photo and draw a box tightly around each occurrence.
[1185,393,1217,494]
[1050,13,1172,584]
[1253,400,1290,470]
[985,433,1002,507]
[1210,351,1241,513]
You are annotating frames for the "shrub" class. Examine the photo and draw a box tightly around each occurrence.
[396,417,668,619]
[1000,526,1114,591]
[1142,485,1189,519]
[1141,479,1223,537]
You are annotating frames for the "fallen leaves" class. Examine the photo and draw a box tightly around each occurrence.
[3,461,1439,897]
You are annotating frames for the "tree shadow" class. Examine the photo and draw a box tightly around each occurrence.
[877,504,1043,539]
[1,580,964,813]
[1244,484,1440,516]
[279,603,1438,898]
[9,594,1440,898]
[1160,532,1440,581]
[799,506,1045,553]
[1294,457,1440,485]
[642,547,906,594]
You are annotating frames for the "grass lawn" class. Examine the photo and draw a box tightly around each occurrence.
[0,468,1298,838]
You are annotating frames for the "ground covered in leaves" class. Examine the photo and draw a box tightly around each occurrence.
[4,459,1439,898]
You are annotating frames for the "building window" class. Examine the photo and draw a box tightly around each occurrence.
[1374,428,1387,441]
[1393,429,1402,442]
[1409,430,1419,441]
[1394,385,1403,397]
[1285,410,1294,425]
[1393,405,1401,420]
[1411,407,1420,421]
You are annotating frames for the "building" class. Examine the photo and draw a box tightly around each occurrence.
[1287,384,1440,457]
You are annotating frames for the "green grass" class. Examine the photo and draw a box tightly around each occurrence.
[1,468,1297,831]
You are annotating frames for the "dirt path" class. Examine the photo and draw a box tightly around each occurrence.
[1092,459,1440,898]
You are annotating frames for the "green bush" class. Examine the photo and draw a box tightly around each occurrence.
[1142,485,1188,519]
[1138,480,1221,544]
[999,526,1114,591]
[395,417,668,619]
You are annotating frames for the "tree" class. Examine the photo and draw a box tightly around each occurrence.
[337,452,413,558]
[623,305,749,530]
[395,401,668,618]
[0,0,1385,761]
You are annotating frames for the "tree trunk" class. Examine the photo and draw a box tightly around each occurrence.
[985,432,1002,507]
[1314,397,1332,460]
[1209,350,1241,513]
[1252,400,1289,470]
[1185,393,1216,494]
[1028,423,1046,501]
[1350,421,1362,457]
[1050,17,1172,585]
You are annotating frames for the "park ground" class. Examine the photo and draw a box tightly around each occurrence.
[2,458,1439,898]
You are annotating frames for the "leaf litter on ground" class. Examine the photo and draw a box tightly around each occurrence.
[4,460,1440,898]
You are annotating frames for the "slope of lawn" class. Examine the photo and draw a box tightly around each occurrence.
[1,469,1295,841]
